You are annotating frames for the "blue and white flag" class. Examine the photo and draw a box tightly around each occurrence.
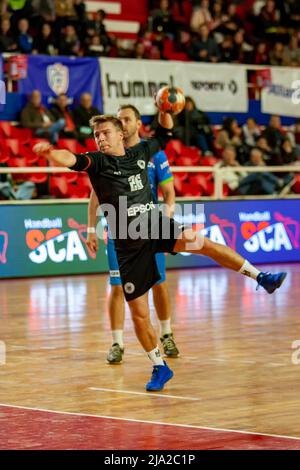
[18,55,102,110]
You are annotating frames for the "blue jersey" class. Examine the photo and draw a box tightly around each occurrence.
[148,150,173,203]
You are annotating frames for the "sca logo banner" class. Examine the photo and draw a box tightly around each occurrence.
[192,214,237,249]
[180,214,237,257]
[241,212,299,253]
[25,218,96,264]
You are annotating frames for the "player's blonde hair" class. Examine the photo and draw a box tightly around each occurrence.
[89,114,123,132]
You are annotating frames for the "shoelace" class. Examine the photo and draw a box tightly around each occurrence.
[163,337,175,349]
[151,367,159,379]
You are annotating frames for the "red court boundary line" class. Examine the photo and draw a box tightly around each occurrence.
[1,403,300,442]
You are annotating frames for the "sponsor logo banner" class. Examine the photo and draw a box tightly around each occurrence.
[1,200,299,279]
[100,58,248,114]
[261,67,300,117]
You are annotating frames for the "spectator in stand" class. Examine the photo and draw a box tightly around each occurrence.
[6,0,34,33]
[189,23,220,62]
[269,42,284,66]
[31,0,56,28]
[58,23,80,56]
[216,117,246,163]
[0,17,17,52]
[190,0,212,33]
[20,90,65,144]
[50,93,77,139]
[242,117,261,148]
[210,1,224,33]
[220,2,243,36]
[32,22,57,55]
[214,145,247,195]
[220,35,235,62]
[54,0,76,24]
[287,118,300,156]
[132,41,147,59]
[231,29,253,63]
[254,41,269,65]
[174,96,214,155]
[84,9,110,50]
[279,137,298,165]
[73,92,100,140]
[17,17,33,53]
[171,0,192,28]
[238,147,281,195]
[256,135,275,163]
[262,115,285,152]
[150,0,176,36]
[86,34,109,57]
[283,34,300,66]
[256,0,280,39]
[0,167,36,200]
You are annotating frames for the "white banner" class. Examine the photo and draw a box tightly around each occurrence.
[183,63,248,112]
[99,58,248,114]
[100,58,183,115]
[261,68,300,117]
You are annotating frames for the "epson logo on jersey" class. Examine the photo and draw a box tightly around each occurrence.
[128,202,155,217]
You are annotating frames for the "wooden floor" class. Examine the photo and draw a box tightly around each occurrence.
[1,263,300,449]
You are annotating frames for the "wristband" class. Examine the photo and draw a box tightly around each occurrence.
[87,227,96,234]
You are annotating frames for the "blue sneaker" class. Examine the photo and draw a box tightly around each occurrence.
[256,272,287,294]
[146,361,174,392]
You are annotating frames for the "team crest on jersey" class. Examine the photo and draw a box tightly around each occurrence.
[47,63,69,95]
[124,282,135,294]
[137,160,146,169]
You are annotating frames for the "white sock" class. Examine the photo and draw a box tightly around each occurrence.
[160,319,172,337]
[147,346,164,366]
[239,260,261,280]
[112,330,124,348]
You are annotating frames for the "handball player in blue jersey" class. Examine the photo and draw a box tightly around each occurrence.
[86,105,179,364]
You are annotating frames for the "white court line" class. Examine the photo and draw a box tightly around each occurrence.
[0,403,300,442]
[88,387,200,401]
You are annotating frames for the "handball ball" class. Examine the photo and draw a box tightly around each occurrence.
[155,86,185,115]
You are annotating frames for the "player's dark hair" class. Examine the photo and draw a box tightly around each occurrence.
[89,114,124,132]
[118,104,141,121]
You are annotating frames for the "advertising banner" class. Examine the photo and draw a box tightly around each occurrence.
[183,63,248,112]
[1,200,299,279]
[261,67,300,117]
[18,55,102,110]
[100,57,183,115]
[100,58,248,114]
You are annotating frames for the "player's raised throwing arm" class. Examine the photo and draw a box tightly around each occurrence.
[158,110,174,130]
[33,142,76,167]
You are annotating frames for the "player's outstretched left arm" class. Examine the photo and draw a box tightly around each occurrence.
[33,142,76,167]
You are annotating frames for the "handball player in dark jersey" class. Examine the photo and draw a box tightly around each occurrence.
[33,104,287,392]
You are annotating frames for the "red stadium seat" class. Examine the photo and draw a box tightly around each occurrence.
[28,173,48,184]
[3,138,21,156]
[85,139,97,151]
[0,121,14,137]
[292,175,300,194]
[49,175,69,198]
[57,139,86,154]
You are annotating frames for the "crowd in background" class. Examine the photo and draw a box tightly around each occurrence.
[0,0,300,66]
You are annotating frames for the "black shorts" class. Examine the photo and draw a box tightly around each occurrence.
[115,215,186,301]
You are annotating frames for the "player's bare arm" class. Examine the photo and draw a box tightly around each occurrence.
[33,142,76,167]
